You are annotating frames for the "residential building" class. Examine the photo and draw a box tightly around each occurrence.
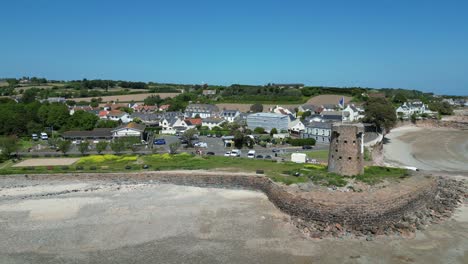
[301,122,332,143]
[271,105,296,117]
[298,104,320,114]
[111,122,146,139]
[101,110,133,123]
[342,105,362,122]
[306,111,343,123]
[159,117,193,135]
[288,119,305,133]
[247,113,289,133]
[130,113,161,126]
[185,103,219,118]
[40,97,66,104]
[202,118,226,129]
[185,118,202,127]
[220,109,240,122]
[202,90,217,96]
[158,104,170,111]
[133,105,158,113]
[396,101,433,118]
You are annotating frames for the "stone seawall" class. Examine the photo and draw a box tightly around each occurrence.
[9,171,464,238]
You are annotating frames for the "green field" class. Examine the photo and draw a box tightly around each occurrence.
[0,153,409,186]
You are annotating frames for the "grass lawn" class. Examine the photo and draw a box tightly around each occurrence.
[0,153,409,186]
[305,150,329,161]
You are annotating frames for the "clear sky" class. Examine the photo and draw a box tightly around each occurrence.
[1,0,467,95]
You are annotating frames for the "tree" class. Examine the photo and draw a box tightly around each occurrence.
[0,136,19,160]
[181,128,198,147]
[144,95,162,106]
[254,127,266,134]
[110,139,126,154]
[96,120,119,128]
[233,131,244,149]
[21,89,38,104]
[250,103,263,113]
[429,101,454,115]
[300,111,312,121]
[244,136,255,149]
[392,92,407,104]
[78,141,90,155]
[58,140,72,155]
[270,128,278,136]
[66,110,99,130]
[96,141,108,154]
[363,98,397,133]
[169,142,181,154]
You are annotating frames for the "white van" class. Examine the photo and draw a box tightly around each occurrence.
[40,132,48,140]
[230,149,241,157]
[247,150,256,158]
[32,134,39,140]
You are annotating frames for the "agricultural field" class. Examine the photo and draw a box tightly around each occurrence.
[75,92,180,103]
[305,94,352,105]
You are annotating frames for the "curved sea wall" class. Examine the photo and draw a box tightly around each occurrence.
[13,171,465,237]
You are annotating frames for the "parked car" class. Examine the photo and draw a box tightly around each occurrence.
[256,155,264,159]
[40,132,48,140]
[207,134,212,138]
[180,139,188,144]
[194,142,208,148]
[247,150,256,158]
[224,151,231,157]
[265,155,272,159]
[153,139,166,145]
[230,149,241,157]
[302,145,313,150]
[31,134,38,140]
[206,151,215,155]
[272,148,280,153]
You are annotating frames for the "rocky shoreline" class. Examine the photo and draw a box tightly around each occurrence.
[2,171,466,240]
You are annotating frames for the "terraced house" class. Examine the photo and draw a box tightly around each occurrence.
[185,103,219,118]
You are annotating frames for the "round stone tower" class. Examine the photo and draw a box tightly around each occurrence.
[328,123,365,176]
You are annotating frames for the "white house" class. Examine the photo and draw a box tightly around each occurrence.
[271,105,295,117]
[342,105,362,122]
[288,119,305,133]
[202,118,226,130]
[301,122,332,144]
[111,123,146,139]
[396,101,434,118]
[220,110,240,123]
[107,110,133,123]
[159,117,194,135]
[185,104,219,118]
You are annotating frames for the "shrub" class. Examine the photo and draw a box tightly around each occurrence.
[75,166,84,170]
[125,165,132,170]
[89,166,97,170]
[288,138,316,146]
[61,166,69,170]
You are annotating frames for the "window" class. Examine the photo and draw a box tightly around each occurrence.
[344,140,347,144]
[335,149,338,152]
[348,157,352,160]
[339,156,342,160]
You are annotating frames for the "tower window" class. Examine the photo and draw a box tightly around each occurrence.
[344,140,348,144]
[339,156,342,160]
[348,157,352,160]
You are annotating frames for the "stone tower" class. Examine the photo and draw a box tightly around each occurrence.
[328,123,365,176]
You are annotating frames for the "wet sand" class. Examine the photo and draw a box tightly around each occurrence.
[0,180,467,264]
[384,126,468,172]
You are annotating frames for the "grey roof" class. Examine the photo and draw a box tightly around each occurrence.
[202,118,225,124]
[62,128,113,139]
[305,122,332,129]
[307,114,342,122]
[186,104,219,113]
[301,104,318,111]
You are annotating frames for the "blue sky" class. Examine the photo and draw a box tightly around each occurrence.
[1,0,467,95]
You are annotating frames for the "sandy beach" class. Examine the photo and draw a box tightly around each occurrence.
[383,126,468,172]
[0,178,467,264]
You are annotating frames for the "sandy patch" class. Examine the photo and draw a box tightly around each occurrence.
[383,126,468,172]
[0,183,89,197]
[75,93,179,103]
[12,158,79,167]
[0,197,107,221]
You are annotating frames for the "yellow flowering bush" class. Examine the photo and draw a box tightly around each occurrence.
[77,155,137,164]
[304,164,326,170]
